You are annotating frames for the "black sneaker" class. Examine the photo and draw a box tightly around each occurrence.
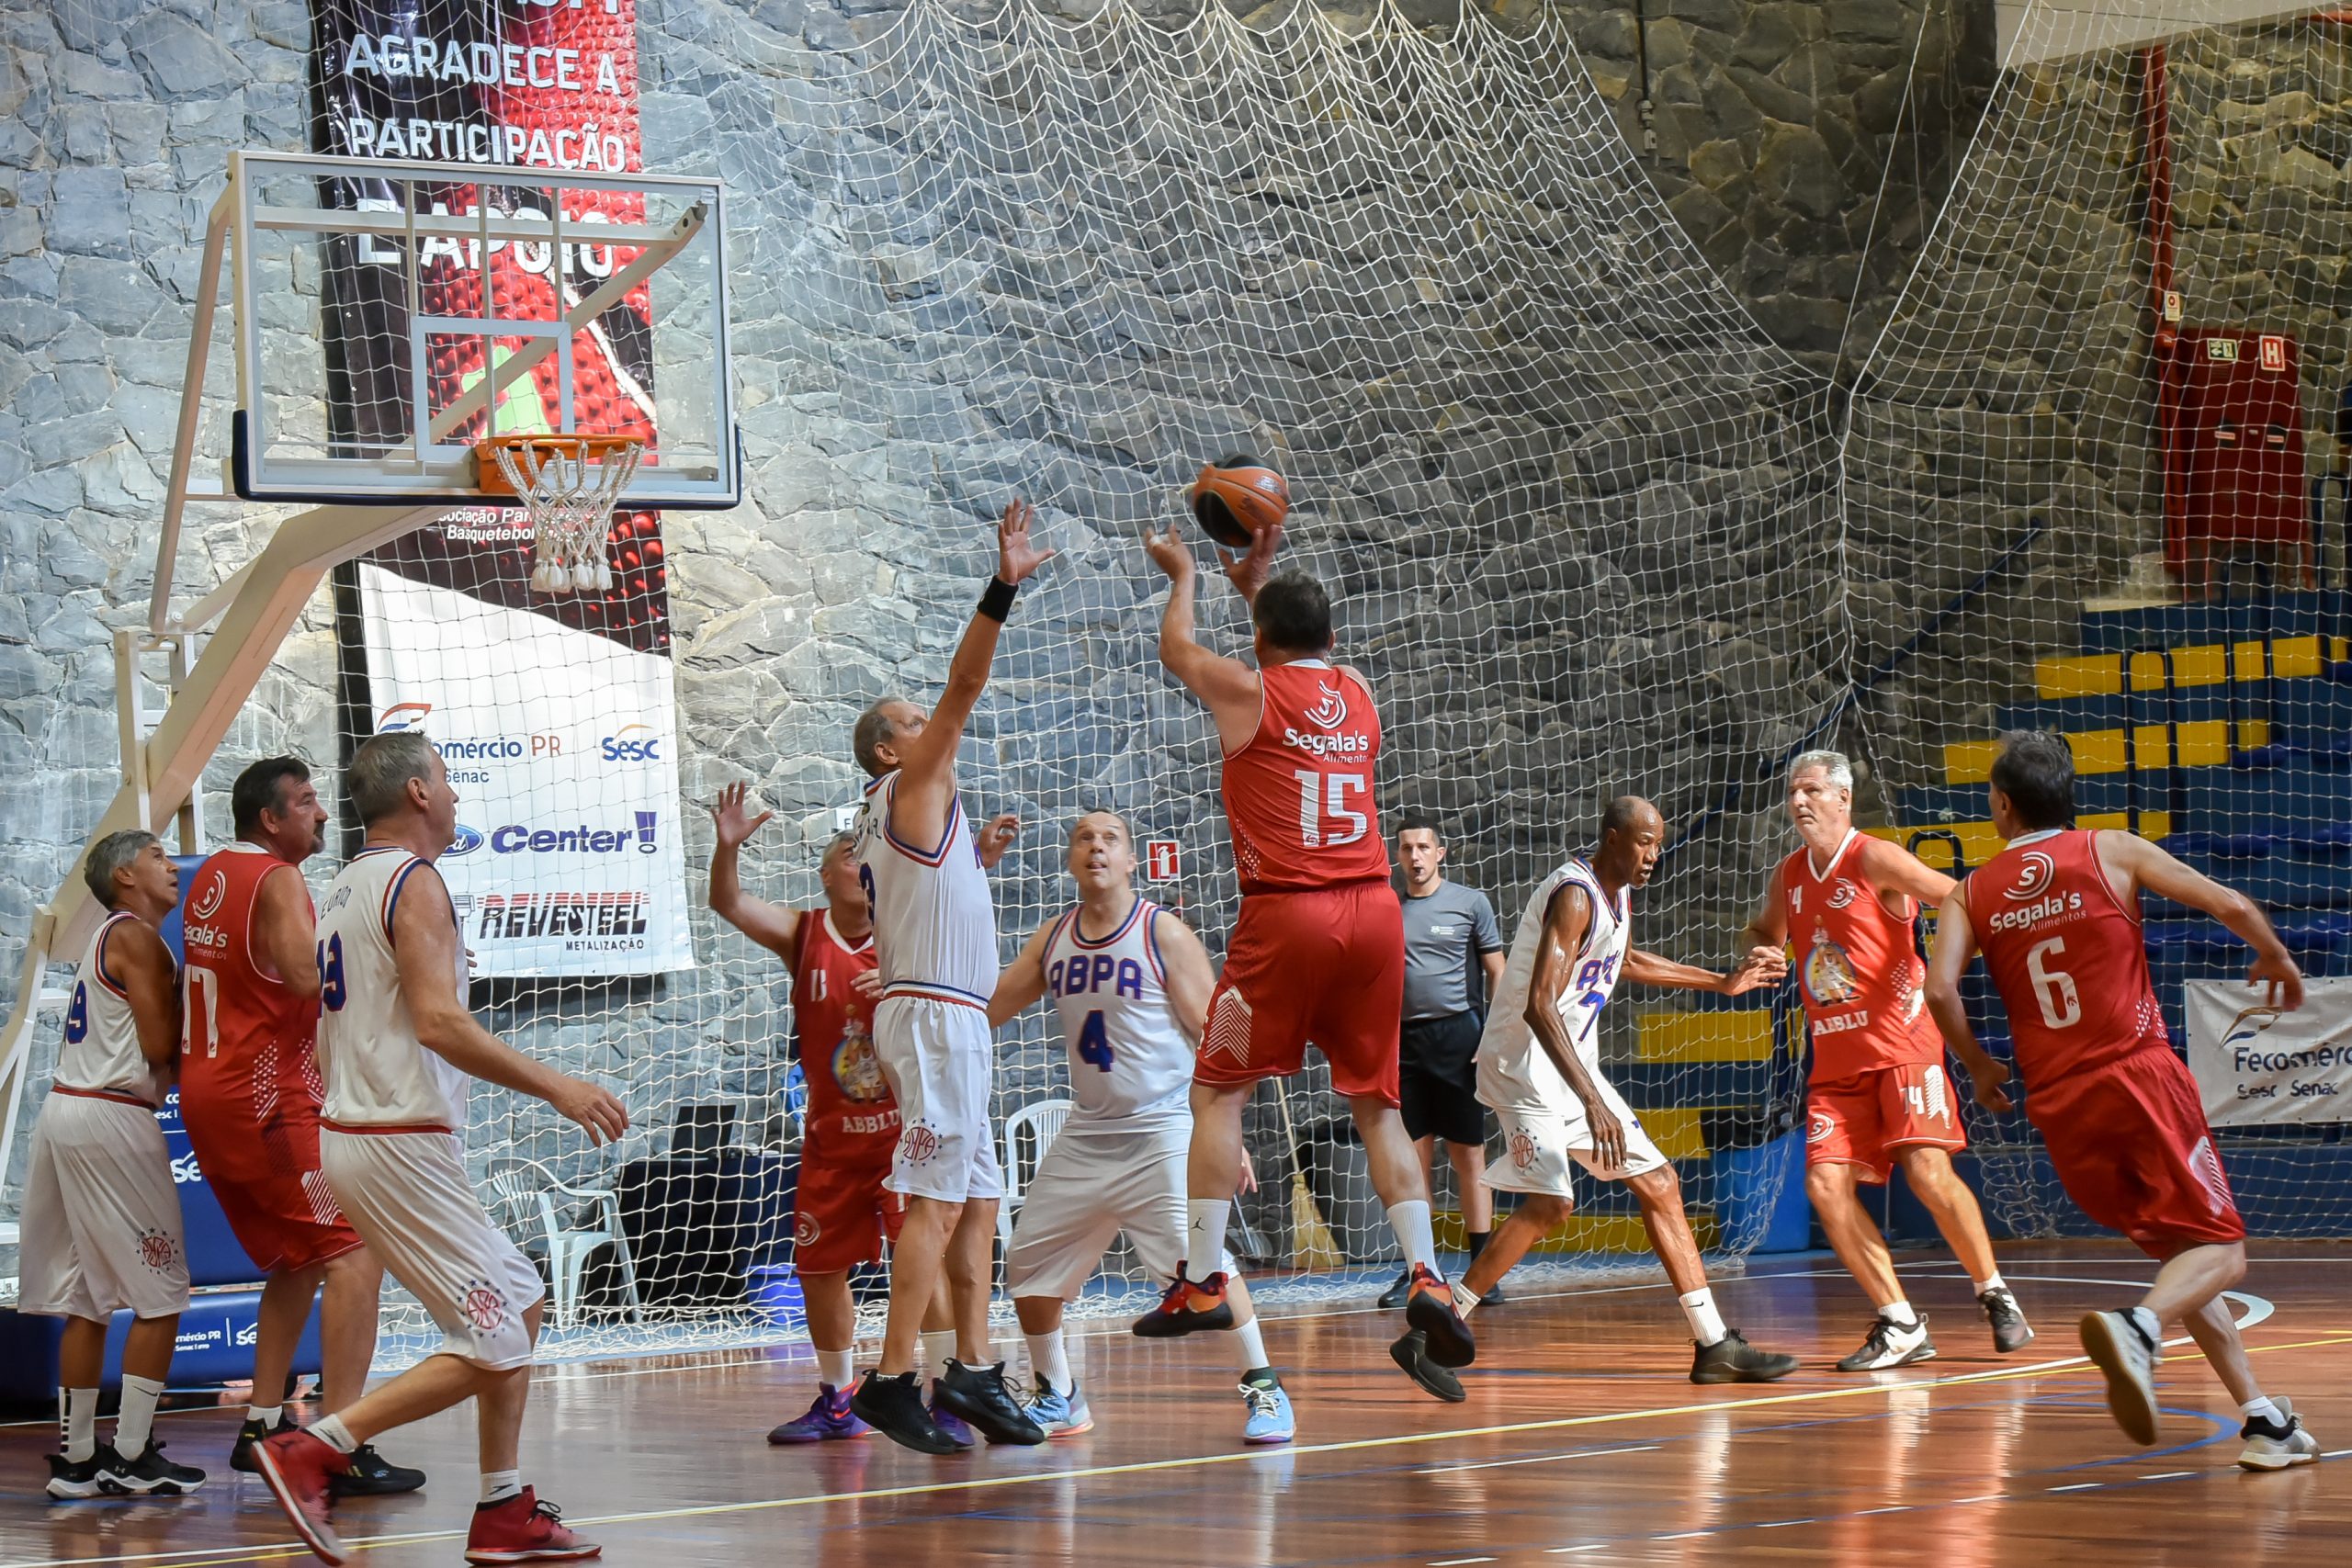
[1389,1329,1466,1403]
[936,1359,1047,1446]
[1980,1288,2034,1354]
[1374,1269,1411,1310]
[46,1446,122,1500]
[103,1440,206,1495]
[231,1414,296,1473]
[848,1371,966,1456]
[1835,1314,1935,1372]
[333,1442,427,1497]
[1404,1265,1476,1368]
[1690,1330,1800,1385]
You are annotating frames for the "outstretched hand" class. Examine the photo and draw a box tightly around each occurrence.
[709,781,774,850]
[2249,949,2306,1012]
[977,812,1021,869]
[1218,517,1285,605]
[1721,949,1788,996]
[998,497,1055,585]
[1142,517,1195,581]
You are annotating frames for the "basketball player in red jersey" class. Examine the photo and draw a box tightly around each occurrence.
[1134,513,1475,1387]
[1739,750,2031,1370]
[1926,732,2318,1470]
[179,759,424,1495]
[707,789,971,1447]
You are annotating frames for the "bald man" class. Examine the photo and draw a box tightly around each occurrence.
[1392,798,1801,1397]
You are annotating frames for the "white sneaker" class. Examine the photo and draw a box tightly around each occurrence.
[2079,1309,2163,1445]
[2238,1397,2320,1472]
[1835,1314,1935,1371]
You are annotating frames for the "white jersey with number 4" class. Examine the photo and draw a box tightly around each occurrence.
[55,911,170,1106]
[1476,858,1631,1114]
[315,847,469,1132]
[1042,898,1191,1137]
[854,770,997,1010]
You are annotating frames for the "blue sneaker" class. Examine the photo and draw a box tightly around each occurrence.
[927,1382,977,1449]
[1025,1377,1095,1438]
[1239,1380,1295,1445]
[767,1383,874,1444]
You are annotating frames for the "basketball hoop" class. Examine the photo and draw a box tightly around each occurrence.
[477,434,646,595]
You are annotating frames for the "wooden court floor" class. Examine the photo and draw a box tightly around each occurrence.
[4,1242,2346,1567]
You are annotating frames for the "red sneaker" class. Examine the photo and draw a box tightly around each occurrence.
[1129,1268,1235,1337]
[465,1487,602,1564]
[1405,1263,1476,1368]
[254,1429,352,1565]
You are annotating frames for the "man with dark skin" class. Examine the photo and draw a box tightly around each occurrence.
[1400,798,1800,1397]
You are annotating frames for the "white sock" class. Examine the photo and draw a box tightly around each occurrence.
[2125,1305,2163,1347]
[1227,1315,1270,1373]
[480,1469,522,1506]
[247,1403,283,1428]
[2242,1394,2285,1427]
[1880,1299,1920,1329]
[1025,1329,1071,1393]
[1450,1279,1482,1319]
[816,1348,855,1391]
[1186,1200,1232,1269]
[922,1329,958,1382]
[1385,1199,1439,1274]
[115,1374,164,1457]
[62,1386,97,1464]
[1679,1288,1727,1348]
[311,1414,358,1453]
[1973,1271,2007,1297]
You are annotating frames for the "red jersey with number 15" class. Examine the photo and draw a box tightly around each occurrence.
[1970,829,2168,1088]
[1780,830,1941,1078]
[1221,660,1391,895]
[791,910,899,1150]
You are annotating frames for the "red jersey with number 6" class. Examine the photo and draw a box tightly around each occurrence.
[791,910,899,1151]
[1970,829,2168,1085]
[1221,660,1391,894]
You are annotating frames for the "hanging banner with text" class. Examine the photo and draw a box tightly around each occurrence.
[2186,976,2352,1128]
[311,2,689,975]
[359,565,694,976]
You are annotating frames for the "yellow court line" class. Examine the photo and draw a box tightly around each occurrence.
[19,1330,2352,1568]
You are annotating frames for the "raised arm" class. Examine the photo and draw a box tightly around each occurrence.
[1923,882,2011,1111]
[252,862,322,1001]
[113,921,182,1070]
[1522,884,1631,1169]
[706,782,804,959]
[988,917,1056,1030]
[892,500,1055,839]
[1152,910,1217,1050]
[2101,830,2303,1010]
[1141,517,1267,755]
[391,863,628,1145]
[1623,944,1786,995]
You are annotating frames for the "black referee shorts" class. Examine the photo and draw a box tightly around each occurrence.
[1397,1011,1488,1147]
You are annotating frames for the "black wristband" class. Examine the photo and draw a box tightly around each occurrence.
[978,576,1017,622]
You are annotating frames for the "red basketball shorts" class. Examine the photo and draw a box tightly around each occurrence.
[1805,1061,1969,1185]
[1197,880,1405,1103]
[2031,1047,2245,1257]
[791,1134,906,1276]
[181,1096,363,1275]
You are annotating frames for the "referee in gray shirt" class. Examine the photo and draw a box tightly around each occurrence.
[1376,816,1508,1309]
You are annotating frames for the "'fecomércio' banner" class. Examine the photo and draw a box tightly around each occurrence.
[310,2,689,976]
[360,565,694,976]
[2187,976,2352,1128]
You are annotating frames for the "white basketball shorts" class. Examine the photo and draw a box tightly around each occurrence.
[873,996,1003,1203]
[17,1090,190,1321]
[1002,1125,1235,1299]
[1483,1068,1668,1201]
[321,1127,545,1371]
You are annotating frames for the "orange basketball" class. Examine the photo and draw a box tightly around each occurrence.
[1190,457,1289,548]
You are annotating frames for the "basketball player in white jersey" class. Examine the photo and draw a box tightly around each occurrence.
[255,733,628,1566]
[989,812,1295,1444]
[21,830,204,1498]
[1396,798,1801,1397]
[846,498,1054,1454]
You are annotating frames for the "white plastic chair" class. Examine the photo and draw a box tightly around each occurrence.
[484,1160,644,1329]
[996,1099,1073,1248]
